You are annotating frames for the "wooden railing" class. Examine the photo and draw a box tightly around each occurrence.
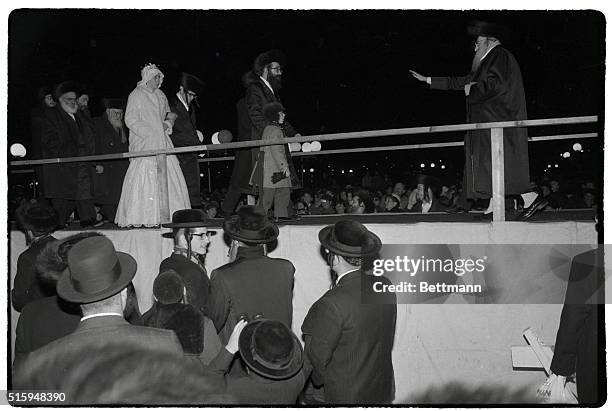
[9,116,599,222]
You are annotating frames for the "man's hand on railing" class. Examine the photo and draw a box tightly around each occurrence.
[464,82,478,96]
[163,121,173,136]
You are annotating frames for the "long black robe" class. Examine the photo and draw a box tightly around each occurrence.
[431,45,530,199]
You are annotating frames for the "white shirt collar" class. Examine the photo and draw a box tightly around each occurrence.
[259,76,275,95]
[177,92,189,111]
[480,43,500,62]
[336,268,359,284]
[80,312,124,322]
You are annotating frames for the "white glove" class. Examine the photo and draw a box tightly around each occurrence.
[225,320,247,354]
[197,130,204,143]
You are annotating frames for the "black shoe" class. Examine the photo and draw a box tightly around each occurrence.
[516,196,548,221]
[446,205,469,214]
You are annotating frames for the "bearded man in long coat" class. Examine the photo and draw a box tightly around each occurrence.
[410,20,546,220]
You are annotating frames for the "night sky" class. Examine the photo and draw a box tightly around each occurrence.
[8,9,605,190]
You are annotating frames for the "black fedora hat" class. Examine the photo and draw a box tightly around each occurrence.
[223,206,279,244]
[180,72,205,96]
[239,318,303,380]
[162,209,217,234]
[15,201,60,233]
[318,220,382,258]
[57,236,137,304]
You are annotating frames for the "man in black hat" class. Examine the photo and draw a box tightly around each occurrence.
[160,209,217,315]
[40,80,98,227]
[211,317,309,404]
[207,206,295,344]
[168,72,206,207]
[410,20,545,220]
[222,50,301,218]
[302,220,396,404]
[29,85,57,197]
[92,98,130,224]
[11,202,60,312]
[13,236,186,387]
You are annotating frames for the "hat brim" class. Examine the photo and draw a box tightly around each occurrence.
[318,225,382,258]
[238,319,303,380]
[223,216,279,244]
[56,252,137,303]
[161,220,218,232]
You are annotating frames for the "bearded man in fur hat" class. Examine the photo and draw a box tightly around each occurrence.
[92,98,130,223]
[168,73,207,207]
[207,206,295,345]
[410,19,545,220]
[222,50,301,218]
[40,81,99,227]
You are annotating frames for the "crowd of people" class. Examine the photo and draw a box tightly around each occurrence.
[11,201,396,405]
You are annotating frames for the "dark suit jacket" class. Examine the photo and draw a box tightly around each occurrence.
[208,246,294,344]
[160,253,210,316]
[227,97,257,194]
[11,235,58,312]
[208,348,307,404]
[302,270,397,404]
[14,315,185,390]
[40,107,95,199]
[13,296,81,369]
[92,113,129,205]
[550,249,603,404]
[169,95,201,206]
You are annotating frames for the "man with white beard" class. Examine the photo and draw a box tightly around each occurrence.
[410,19,545,220]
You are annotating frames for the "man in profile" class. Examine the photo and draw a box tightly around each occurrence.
[410,19,545,219]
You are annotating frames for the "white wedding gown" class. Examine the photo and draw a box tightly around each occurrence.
[115,85,190,227]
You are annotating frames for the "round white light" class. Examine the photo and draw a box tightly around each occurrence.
[420,163,425,168]
[441,165,446,169]
[289,142,302,152]
[301,142,312,152]
[573,143,582,152]
[310,141,321,151]
[554,164,559,168]
[547,164,552,168]
[309,168,314,172]
[349,169,354,173]
[430,163,435,168]
[200,173,204,177]
[562,152,571,158]
[10,143,26,157]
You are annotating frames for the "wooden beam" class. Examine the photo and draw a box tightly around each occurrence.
[490,127,505,222]
[156,154,170,225]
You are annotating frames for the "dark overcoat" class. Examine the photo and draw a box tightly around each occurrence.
[431,45,530,199]
[302,270,397,404]
[169,95,201,206]
[550,249,603,404]
[160,253,211,316]
[13,296,81,369]
[227,97,256,194]
[207,246,294,344]
[11,236,58,312]
[243,75,300,194]
[92,114,129,205]
[40,107,95,199]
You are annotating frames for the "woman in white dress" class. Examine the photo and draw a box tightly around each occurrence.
[115,63,191,227]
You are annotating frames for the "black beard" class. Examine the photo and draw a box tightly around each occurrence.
[268,74,282,91]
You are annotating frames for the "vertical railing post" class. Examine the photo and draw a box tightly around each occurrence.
[156,153,170,225]
[490,127,505,222]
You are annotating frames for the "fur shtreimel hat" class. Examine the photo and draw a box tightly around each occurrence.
[54,81,81,99]
[35,232,104,283]
[36,85,54,101]
[263,102,285,123]
[180,72,205,96]
[16,202,60,234]
[467,19,508,42]
[102,98,126,110]
[223,206,279,244]
[253,49,286,75]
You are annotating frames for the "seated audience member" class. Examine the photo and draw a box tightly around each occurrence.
[205,201,219,219]
[309,195,336,215]
[213,318,309,404]
[547,179,566,209]
[348,190,373,214]
[12,202,60,312]
[160,209,216,315]
[294,200,309,216]
[384,194,402,212]
[300,191,314,210]
[392,182,409,210]
[335,201,347,214]
[14,236,187,389]
[371,195,384,213]
[407,175,439,213]
[13,341,231,405]
[208,206,294,345]
[142,269,222,364]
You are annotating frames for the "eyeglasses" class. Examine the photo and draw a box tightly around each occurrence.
[61,97,77,103]
[187,91,197,98]
[270,66,283,73]
[191,232,211,238]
